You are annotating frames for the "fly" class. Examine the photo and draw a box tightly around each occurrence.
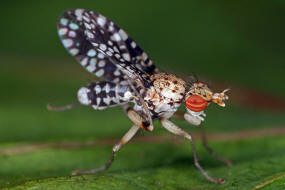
[49,9,231,184]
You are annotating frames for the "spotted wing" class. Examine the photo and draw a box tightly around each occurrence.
[58,9,154,126]
[57,9,124,83]
[80,9,157,76]
[58,9,157,84]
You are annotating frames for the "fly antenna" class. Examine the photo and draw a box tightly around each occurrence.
[47,102,80,111]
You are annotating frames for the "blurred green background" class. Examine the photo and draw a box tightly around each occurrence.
[0,0,285,189]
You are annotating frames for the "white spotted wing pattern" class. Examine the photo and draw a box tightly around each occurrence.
[58,9,124,83]
[57,9,157,85]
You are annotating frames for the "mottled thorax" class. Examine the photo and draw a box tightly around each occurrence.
[143,73,186,118]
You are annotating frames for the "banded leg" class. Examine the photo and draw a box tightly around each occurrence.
[72,125,140,175]
[200,124,232,167]
[160,118,225,184]
[124,106,154,132]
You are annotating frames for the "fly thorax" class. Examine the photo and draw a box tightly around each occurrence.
[145,73,186,117]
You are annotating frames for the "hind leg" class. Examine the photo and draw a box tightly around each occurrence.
[72,125,140,175]
[72,107,153,175]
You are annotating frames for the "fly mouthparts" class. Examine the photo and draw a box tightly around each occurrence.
[221,88,230,100]
[211,88,230,107]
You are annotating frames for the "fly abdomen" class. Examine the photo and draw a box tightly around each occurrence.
[77,81,132,110]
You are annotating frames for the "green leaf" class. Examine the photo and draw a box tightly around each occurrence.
[1,136,285,189]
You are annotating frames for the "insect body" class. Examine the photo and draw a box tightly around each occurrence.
[51,9,230,184]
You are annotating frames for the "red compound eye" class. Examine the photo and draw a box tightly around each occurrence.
[186,95,209,112]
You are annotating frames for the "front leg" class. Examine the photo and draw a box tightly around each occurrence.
[200,124,232,166]
[184,112,232,167]
[160,118,225,184]
[184,111,206,126]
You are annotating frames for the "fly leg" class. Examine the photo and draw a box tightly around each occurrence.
[125,106,154,131]
[160,118,225,184]
[121,104,154,131]
[184,112,232,167]
[72,108,153,175]
[200,124,232,167]
[72,125,140,175]
[47,102,80,111]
